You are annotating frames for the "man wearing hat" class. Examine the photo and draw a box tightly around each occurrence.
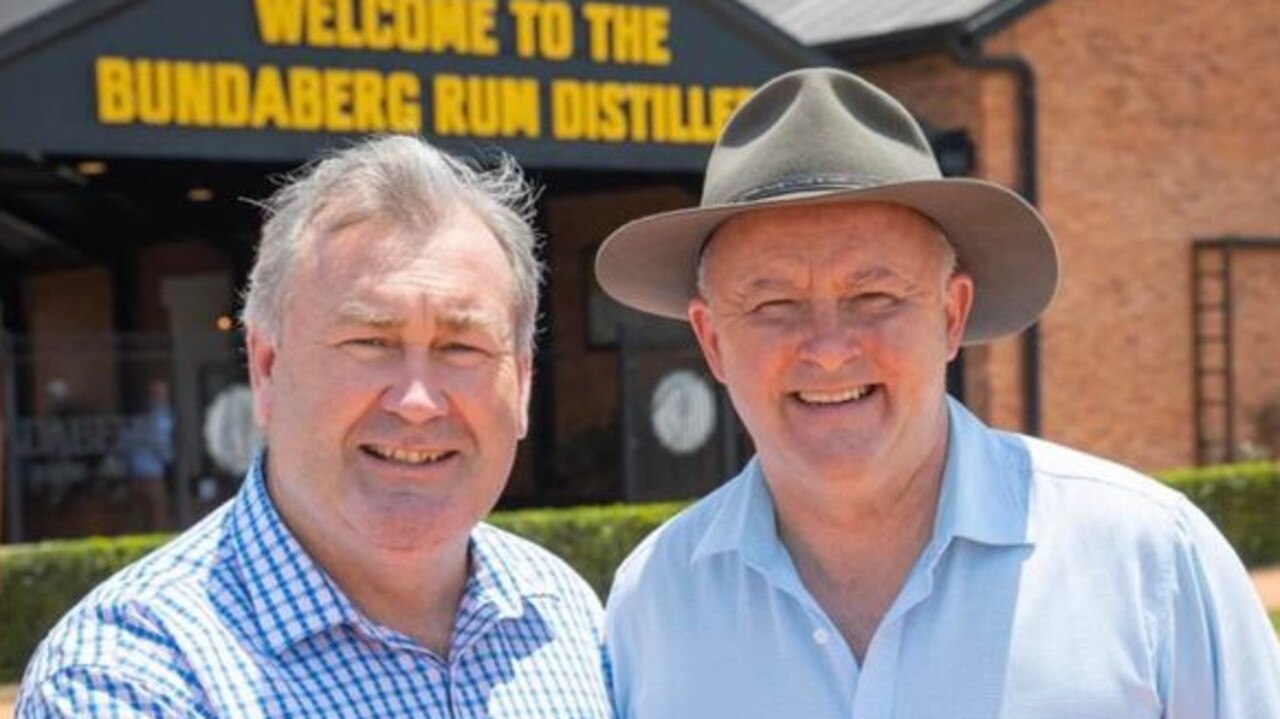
[597,67,1279,718]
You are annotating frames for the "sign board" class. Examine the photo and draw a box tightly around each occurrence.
[0,0,824,169]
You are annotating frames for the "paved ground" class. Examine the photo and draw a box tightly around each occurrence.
[2,569,1277,717]
[1253,564,1280,610]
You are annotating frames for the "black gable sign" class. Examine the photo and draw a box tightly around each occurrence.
[0,0,824,169]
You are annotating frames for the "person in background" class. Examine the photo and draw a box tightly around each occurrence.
[597,67,1280,718]
[122,378,173,531]
[18,136,614,718]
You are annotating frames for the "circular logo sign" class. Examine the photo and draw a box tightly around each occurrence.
[650,370,717,455]
[203,384,263,475]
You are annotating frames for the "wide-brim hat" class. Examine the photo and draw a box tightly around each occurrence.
[594,67,1059,344]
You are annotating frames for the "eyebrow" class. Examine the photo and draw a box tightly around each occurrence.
[334,299,500,334]
[736,265,907,294]
[843,266,907,286]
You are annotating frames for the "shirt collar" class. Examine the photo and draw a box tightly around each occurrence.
[931,397,1034,548]
[688,397,1033,571]
[228,454,361,655]
[229,455,558,656]
[467,524,558,621]
[689,458,816,600]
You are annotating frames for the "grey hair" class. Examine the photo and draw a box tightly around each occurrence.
[240,135,543,351]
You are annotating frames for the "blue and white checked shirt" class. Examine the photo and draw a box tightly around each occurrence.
[18,457,614,718]
[607,397,1280,718]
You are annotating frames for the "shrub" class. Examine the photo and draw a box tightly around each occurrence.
[0,534,171,683]
[2,462,1278,685]
[1157,461,1280,567]
[0,503,682,683]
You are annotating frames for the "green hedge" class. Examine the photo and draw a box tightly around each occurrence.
[2,461,1278,684]
[0,503,682,684]
[1157,461,1280,567]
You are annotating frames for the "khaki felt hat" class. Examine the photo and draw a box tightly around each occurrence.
[593,67,1059,344]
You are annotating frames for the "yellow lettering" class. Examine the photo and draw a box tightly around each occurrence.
[470,0,499,56]
[363,0,396,50]
[174,62,214,126]
[323,69,355,132]
[433,74,539,138]
[508,0,540,58]
[597,82,626,142]
[644,7,670,65]
[250,65,291,129]
[386,71,422,132]
[581,4,611,63]
[395,0,428,51]
[540,2,573,60]
[503,77,540,137]
[433,73,467,135]
[253,0,305,45]
[431,0,467,53]
[134,59,173,125]
[551,79,583,140]
[351,70,386,130]
[581,3,670,65]
[95,56,135,124]
[288,67,324,130]
[306,0,337,47]
[214,63,251,127]
[334,0,363,49]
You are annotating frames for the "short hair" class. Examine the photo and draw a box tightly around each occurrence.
[240,135,543,351]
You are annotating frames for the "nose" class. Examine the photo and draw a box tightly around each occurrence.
[381,349,448,424]
[796,302,861,372]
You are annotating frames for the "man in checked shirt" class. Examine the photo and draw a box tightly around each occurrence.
[17,136,614,718]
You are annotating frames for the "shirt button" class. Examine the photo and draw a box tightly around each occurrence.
[812,628,830,645]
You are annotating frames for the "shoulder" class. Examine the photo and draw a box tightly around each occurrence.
[473,522,603,612]
[607,476,740,611]
[20,506,237,702]
[1011,433,1190,526]
[999,432,1218,579]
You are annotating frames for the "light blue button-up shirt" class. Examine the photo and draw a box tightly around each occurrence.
[606,398,1280,718]
[18,456,614,718]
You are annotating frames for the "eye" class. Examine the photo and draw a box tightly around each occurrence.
[436,339,497,365]
[852,292,899,310]
[751,298,797,315]
[439,341,486,355]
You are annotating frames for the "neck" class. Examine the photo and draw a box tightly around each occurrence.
[766,412,950,660]
[324,539,471,657]
[268,486,471,657]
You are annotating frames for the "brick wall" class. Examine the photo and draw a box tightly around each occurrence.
[860,0,1280,471]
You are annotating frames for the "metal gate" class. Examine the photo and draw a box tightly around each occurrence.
[1,331,253,542]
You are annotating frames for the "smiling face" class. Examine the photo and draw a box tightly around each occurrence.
[689,201,973,496]
[246,206,530,558]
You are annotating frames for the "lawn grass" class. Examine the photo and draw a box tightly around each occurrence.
[1272,610,1280,634]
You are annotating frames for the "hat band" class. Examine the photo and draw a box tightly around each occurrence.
[724,173,891,204]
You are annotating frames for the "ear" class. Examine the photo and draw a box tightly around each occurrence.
[944,272,976,359]
[515,350,533,439]
[245,327,278,428]
[688,297,728,383]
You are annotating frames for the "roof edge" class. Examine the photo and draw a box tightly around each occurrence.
[698,0,838,69]
[818,0,1052,66]
[3,1,161,65]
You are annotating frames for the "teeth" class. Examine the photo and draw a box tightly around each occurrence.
[368,446,448,464]
[797,386,871,405]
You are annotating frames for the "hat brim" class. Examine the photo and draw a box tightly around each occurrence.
[594,178,1059,344]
